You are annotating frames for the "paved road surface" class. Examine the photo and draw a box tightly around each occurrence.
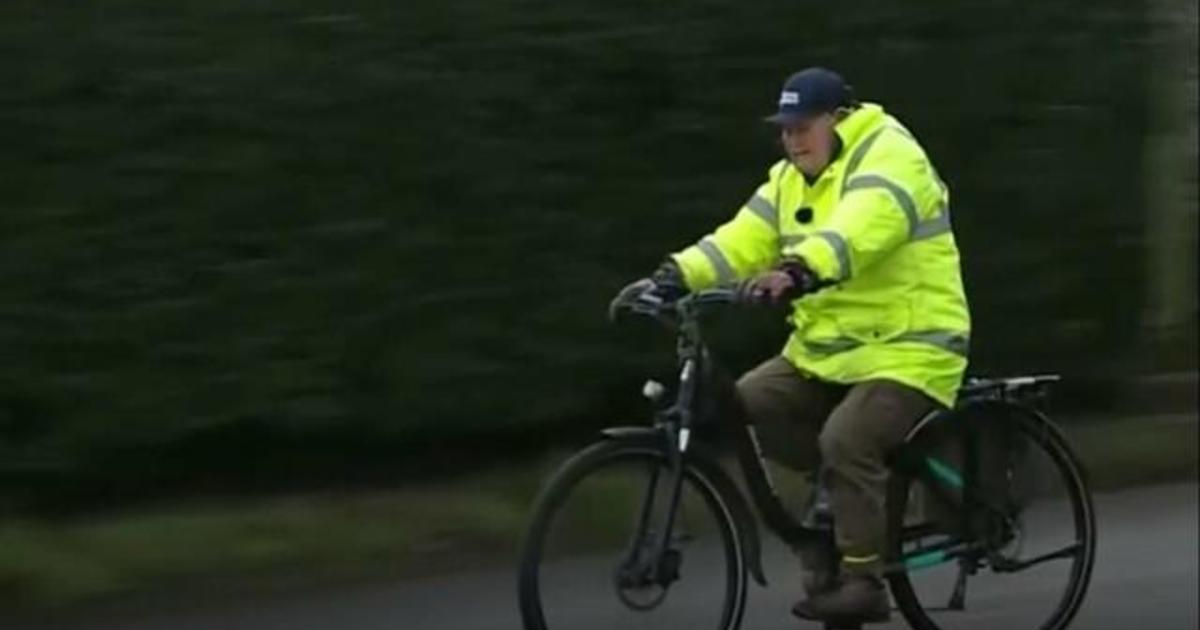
[9,482,1196,630]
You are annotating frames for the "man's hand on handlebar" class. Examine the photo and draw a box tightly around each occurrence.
[737,269,795,304]
[737,257,825,305]
[610,256,832,320]
[608,260,689,321]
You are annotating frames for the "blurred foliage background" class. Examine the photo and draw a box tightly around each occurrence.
[0,0,1195,511]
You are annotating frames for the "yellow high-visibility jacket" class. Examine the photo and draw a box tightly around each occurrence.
[672,103,971,408]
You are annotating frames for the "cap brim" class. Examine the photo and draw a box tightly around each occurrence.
[763,111,822,125]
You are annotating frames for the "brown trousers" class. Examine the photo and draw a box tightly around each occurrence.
[736,356,940,575]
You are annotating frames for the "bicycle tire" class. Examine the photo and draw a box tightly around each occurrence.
[885,404,1097,630]
[517,438,749,630]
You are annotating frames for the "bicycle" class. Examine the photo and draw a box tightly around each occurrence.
[517,288,1096,630]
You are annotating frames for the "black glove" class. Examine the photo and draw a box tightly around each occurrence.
[736,270,795,305]
[608,260,689,321]
[609,277,654,321]
[778,257,823,294]
[649,259,688,302]
[736,257,824,305]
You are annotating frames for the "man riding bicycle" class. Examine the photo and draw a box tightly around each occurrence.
[615,67,971,624]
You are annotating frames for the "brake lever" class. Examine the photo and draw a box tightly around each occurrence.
[630,291,667,315]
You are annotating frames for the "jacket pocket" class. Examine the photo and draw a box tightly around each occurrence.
[832,301,912,344]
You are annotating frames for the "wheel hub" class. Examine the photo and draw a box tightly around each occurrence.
[614,549,683,611]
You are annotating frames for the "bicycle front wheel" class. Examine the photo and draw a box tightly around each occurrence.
[517,438,748,630]
[885,404,1097,630]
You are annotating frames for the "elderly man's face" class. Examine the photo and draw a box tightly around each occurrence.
[780,112,839,177]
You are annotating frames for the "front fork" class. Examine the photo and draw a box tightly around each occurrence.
[619,361,697,588]
[617,432,687,587]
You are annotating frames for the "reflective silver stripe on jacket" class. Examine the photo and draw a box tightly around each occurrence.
[912,206,953,241]
[813,230,851,280]
[697,237,736,284]
[782,234,807,247]
[843,174,920,235]
[779,124,954,264]
[803,330,970,357]
[744,194,777,230]
[843,174,954,241]
[841,124,955,243]
[844,127,886,178]
[781,217,949,252]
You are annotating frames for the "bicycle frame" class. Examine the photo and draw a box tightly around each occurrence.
[611,290,1076,594]
[615,294,830,587]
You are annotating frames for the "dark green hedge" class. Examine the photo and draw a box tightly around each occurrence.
[0,0,1168,505]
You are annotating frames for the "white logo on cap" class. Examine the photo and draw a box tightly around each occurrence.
[779,91,800,106]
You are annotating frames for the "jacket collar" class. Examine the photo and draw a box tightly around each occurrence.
[799,102,887,185]
[834,102,887,151]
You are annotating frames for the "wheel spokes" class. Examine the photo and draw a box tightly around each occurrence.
[528,448,742,630]
[991,541,1085,573]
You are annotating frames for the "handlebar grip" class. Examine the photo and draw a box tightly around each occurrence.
[690,287,741,305]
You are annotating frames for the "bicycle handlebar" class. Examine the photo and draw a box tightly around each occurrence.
[684,288,742,309]
[615,287,742,322]
[612,278,838,324]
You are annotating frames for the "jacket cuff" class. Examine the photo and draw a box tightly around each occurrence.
[793,235,844,281]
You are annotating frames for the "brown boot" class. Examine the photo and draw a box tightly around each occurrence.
[791,574,891,624]
[795,537,840,596]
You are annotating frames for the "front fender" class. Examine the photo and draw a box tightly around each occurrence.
[600,426,768,586]
[600,426,667,443]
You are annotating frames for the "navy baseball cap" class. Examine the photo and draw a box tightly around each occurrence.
[765,67,857,125]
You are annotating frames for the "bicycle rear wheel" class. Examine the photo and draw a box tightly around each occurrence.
[885,403,1097,630]
[518,439,747,630]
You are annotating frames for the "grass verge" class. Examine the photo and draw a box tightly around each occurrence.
[1,415,1194,615]
[0,457,554,613]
